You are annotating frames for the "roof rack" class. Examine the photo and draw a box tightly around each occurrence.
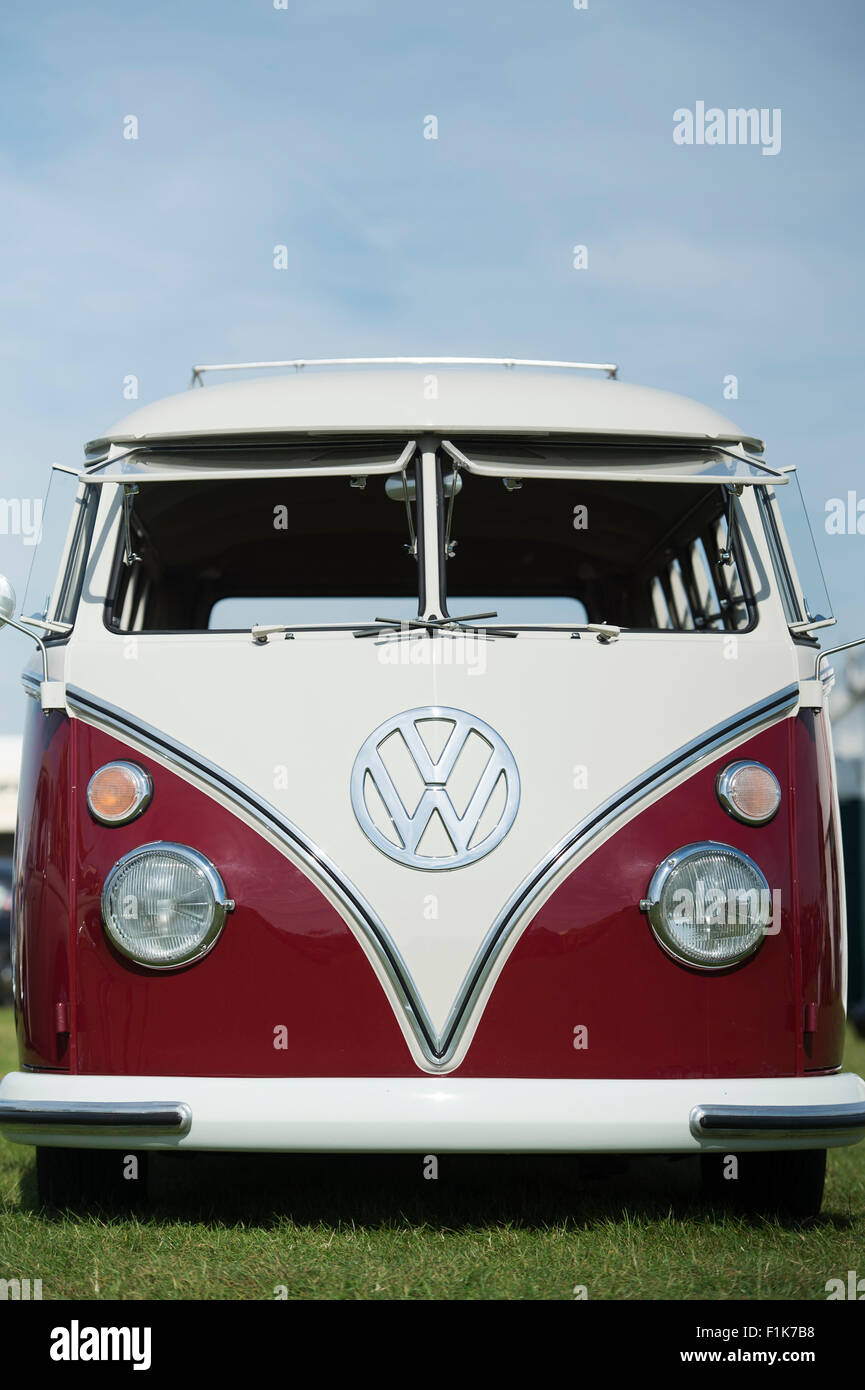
[189,356,619,387]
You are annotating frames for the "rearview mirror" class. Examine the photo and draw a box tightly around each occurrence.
[384,472,462,502]
[0,574,49,679]
[385,474,416,502]
[0,574,15,626]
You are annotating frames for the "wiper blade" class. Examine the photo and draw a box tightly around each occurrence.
[251,617,619,643]
[354,611,518,639]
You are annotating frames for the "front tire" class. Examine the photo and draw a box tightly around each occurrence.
[36,1147,149,1211]
[700,1148,826,1218]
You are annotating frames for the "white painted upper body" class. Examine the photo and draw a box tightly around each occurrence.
[91,363,764,451]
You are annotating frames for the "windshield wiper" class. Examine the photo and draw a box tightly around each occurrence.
[354,611,518,639]
[250,614,623,643]
[250,612,517,644]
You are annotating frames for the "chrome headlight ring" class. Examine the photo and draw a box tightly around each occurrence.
[101,842,234,970]
[641,840,772,971]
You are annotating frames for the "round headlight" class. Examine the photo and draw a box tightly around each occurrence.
[716,761,781,825]
[641,841,772,970]
[101,843,234,969]
[87,762,152,825]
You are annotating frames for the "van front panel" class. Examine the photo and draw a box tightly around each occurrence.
[22,701,840,1081]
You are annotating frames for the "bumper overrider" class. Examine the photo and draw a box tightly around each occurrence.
[1,1072,865,1152]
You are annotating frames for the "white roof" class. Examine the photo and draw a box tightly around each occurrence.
[92,365,763,451]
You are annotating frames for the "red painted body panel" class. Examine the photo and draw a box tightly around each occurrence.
[457,722,800,1079]
[794,710,846,1070]
[73,724,413,1077]
[15,710,846,1080]
[14,702,74,1070]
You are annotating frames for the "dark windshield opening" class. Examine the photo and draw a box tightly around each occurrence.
[440,472,754,632]
[105,472,420,632]
[103,458,755,636]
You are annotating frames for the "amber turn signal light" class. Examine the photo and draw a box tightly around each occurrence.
[716,761,781,826]
[87,762,153,826]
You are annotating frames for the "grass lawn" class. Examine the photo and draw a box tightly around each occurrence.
[1,1005,864,1300]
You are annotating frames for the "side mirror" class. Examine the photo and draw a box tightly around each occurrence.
[385,474,417,502]
[0,574,49,680]
[384,471,462,502]
[0,574,16,626]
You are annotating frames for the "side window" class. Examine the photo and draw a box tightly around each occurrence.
[647,509,753,634]
[686,538,724,630]
[55,487,99,625]
[722,531,750,632]
[650,576,674,629]
[757,475,834,632]
[709,518,751,631]
[666,558,695,629]
[22,469,86,626]
[116,563,151,632]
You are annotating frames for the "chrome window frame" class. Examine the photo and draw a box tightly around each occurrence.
[755,471,836,635]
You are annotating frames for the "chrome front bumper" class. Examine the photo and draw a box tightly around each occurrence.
[1,1072,865,1153]
[0,1100,191,1137]
[689,1101,865,1142]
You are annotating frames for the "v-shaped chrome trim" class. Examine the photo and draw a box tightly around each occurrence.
[62,681,798,1070]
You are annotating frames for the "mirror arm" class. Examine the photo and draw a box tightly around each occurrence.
[814,636,865,682]
[2,615,49,680]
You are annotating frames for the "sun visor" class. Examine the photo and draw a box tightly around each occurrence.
[79,441,417,483]
[441,440,787,485]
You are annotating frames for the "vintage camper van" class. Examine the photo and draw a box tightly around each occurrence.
[1,357,864,1216]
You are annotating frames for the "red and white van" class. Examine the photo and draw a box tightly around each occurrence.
[1,357,863,1215]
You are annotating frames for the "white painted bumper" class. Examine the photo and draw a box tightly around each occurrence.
[1,1071,864,1153]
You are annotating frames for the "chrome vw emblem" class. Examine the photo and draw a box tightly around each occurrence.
[350,706,520,869]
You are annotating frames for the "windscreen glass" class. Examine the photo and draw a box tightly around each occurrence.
[441,470,754,631]
[104,454,756,635]
[105,473,420,631]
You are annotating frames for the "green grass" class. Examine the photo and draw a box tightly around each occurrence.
[1,1005,864,1300]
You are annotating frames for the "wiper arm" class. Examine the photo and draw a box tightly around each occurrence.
[354,611,518,639]
[250,616,619,643]
[250,612,517,644]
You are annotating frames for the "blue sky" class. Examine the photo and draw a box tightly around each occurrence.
[0,0,863,729]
